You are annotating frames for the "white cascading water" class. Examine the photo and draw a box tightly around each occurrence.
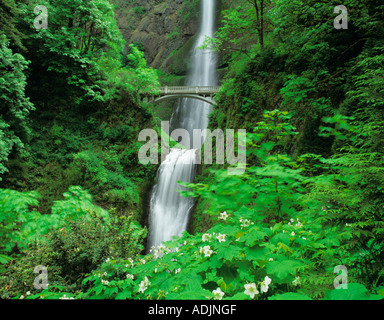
[148,0,218,250]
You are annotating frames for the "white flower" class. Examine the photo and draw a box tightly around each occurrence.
[20,295,24,299]
[101,279,109,286]
[260,276,272,293]
[212,287,224,300]
[26,291,31,296]
[202,233,211,242]
[240,218,253,229]
[200,245,213,257]
[292,276,301,286]
[105,258,110,263]
[216,233,226,243]
[290,231,295,236]
[159,244,172,255]
[126,274,134,280]
[244,283,259,299]
[175,268,181,274]
[138,277,151,293]
[268,258,273,261]
[127,258,134,267]
[219,211,229,220]
[140,259,146,264]
[295,220,303,228]
[138,282,147,293]
[60,294,74,300]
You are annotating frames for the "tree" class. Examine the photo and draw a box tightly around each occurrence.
[202,0,270,62]
[245,0,266,49]
[0,0,26,51]
[0,35,34,180]
[22,0,125,106]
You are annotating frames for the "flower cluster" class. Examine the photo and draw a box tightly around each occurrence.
[239,217,254,229]
[212,287,224,300]
[138,276,151,294]
[59,294,75,300]
[150,244,173,259]
[202,233,212,242]
[101,279,109,286]
[125,258,134,268]
[288,218,303,228]
[244,276,272,299]
[202,232,227,243]
[199,245,213,257]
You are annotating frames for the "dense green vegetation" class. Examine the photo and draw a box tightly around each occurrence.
[1,0,384,301]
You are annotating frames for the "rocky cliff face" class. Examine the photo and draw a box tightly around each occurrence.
[113,0,200,77]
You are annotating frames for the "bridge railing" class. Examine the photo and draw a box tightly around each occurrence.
[143,86,221,96]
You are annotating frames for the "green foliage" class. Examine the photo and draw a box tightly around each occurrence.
[323,283,382,300]
[0,186,147,298]
[178,0,200,24]
[73,148,139,206]
[0,186,109,255]
[0,35,34,180]
[203,1,270,62]
[0,0,25,50]
[50,186,110,223]
[21,110,361,300]
[123,44,160,95]
[20,0,125,105]
[0,189,40,254]
[1,0,384,302]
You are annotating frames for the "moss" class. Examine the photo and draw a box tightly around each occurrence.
[163,35,197,76]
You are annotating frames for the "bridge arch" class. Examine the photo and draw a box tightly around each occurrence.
[153,94,217,106]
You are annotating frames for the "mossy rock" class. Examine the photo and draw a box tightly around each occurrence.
[162,35,197,75]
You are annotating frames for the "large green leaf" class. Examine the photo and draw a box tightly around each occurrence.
[324,283,382,300]
[266,259,302,283]
[0,254,11,264]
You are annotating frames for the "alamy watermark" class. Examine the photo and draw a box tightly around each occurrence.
[138,121,246,175]
[34,5,48,30]
[333,265,348,289]
[334,5,348,30]
[33,265,49,290]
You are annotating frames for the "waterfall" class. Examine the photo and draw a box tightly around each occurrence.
[148,0,218,250]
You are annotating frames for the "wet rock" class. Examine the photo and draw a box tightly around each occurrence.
[112,0,198,75]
